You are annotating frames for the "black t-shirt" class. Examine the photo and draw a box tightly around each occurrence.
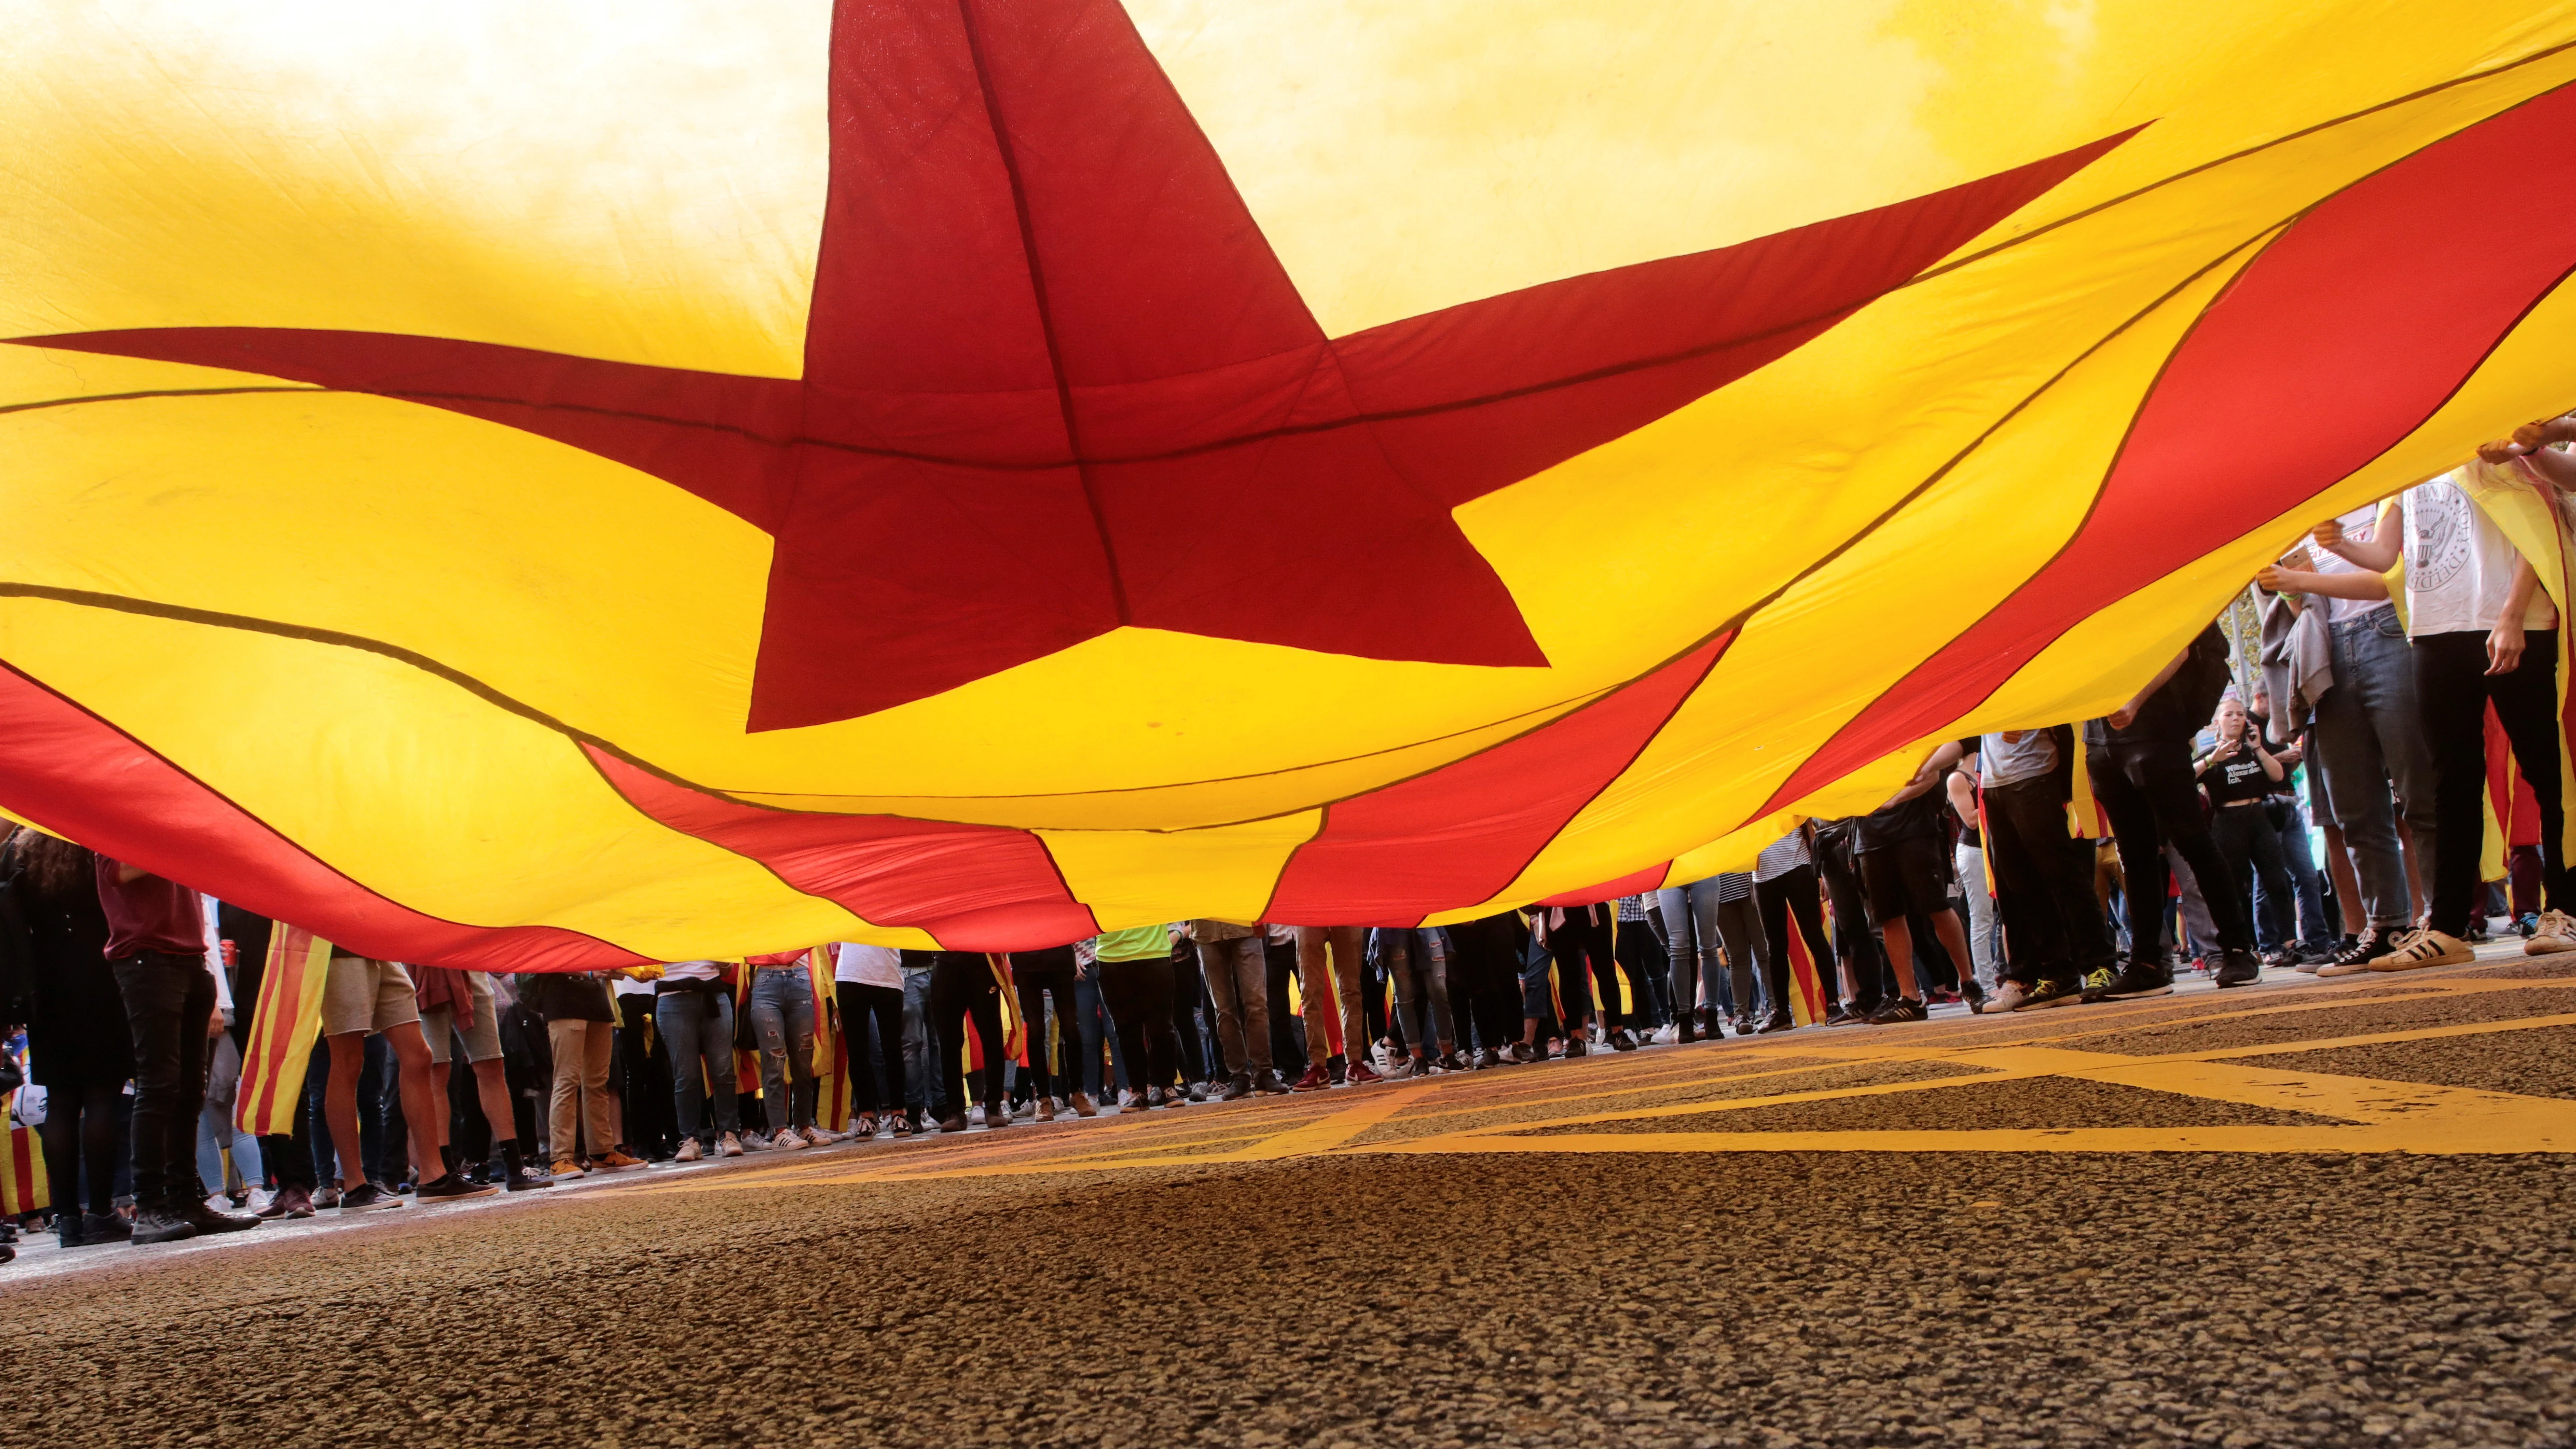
[2198,742,2275,805]
[1853,790,1946,854]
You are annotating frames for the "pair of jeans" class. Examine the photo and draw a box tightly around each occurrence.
[654,987,740,1143]
[1954,843,1998,989]
[194,1030,263,1197]
[1074,968,1129,1095]
[1195,936,1272,1076]
[2274,804,2334,949]
[1378,928,1456,1053]
[2312,608,2438,930]
[747,967,817,1133]
[1754,865,1838,1024]
[547,1018,616,1158]
[1097,955,1180,1093]
[1711,894,1764,1019]
[1656,881,1729,1017]
[108,950,215,1209]
[2414,627,2571,936]
[899,966,939,1112]
[2091,736,2256,959]
[836,981,909,1117]
[1983,770,2116,983]
[1168,949,1215,1085]
[929,952,1008,1114]
[1293,926,1369,1062]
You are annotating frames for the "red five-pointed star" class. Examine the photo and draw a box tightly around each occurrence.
[26,1,2130,732]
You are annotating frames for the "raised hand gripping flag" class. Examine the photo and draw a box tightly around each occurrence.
[8,2,2576,963]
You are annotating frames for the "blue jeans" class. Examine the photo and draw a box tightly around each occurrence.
[901,967,938,1117]
[654,988,740,1143]
[1074,969,1127,1096]
[2313,609,2436,930]
[747,968,817,1133]
[1375,928,1455,1053]
[1656,881,1740,1016]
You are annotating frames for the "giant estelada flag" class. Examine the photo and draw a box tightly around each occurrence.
[5,2,2576,963]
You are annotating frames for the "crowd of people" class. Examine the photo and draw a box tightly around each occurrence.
[4,420,2573,1260]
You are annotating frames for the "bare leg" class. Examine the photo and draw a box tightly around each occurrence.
[1879,919,1924,1002]
[324,1032,372,1191]
[469,1058,517,1143]
[386,1025,446,1184]
[2321,822,2365,937]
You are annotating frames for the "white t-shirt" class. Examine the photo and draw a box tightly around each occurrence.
[660,959,722,983]
[834,942,902,989]
[611,974,656,997]
[2311,506,2393,624]
[2403,475,2557,638]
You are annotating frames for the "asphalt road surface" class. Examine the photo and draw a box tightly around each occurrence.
[13,950,2576,1447]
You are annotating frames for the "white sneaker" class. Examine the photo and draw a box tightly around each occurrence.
[773,1127,808,1150]
[674,1137,705,1162]
[740,1130,773,1152]
[2367,928,2474,971]
[1985,980,2031,1013]
[2529,909,2576,955]
[718,1131,744,1157]
[804,1125,842,1146]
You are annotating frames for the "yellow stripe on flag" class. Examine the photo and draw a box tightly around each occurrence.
[236,927,333,1136]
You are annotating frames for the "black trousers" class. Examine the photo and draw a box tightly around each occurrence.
[2416,628,2571,935]
[108,950,214,1209]
[1262,935,1308,1074]
[1097,956,1179,1093]
[1546,909,1617,1028]
[1010,948,1083,1100]
[1814,833,1890,1010]
[1443,913,1526,1052]
[929,954,1007,1115]
[1984,772,2116,983]
[2210,804,2296,951]
[1169,950,1214,1084]
[2091,736,2255,959]
[616,990,679,1157]
[836,982,906,1117]
[40,1086,123,1215]
[1613,919,1670,1027]
[1754,865,1837,1022]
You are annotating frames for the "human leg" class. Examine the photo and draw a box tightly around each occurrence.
[748,969,798,1135]
[108,951,214,1212]
[2412,630,2499,938]
[2485,629,2573,913]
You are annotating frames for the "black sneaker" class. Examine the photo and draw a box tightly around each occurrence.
[2214,948,2263,987]
[1961,978,1988,1015]
[1608,1029,1638,1052]
[2015,977,2085,1010]
[1221,1072,1253,1102]
[1867,997,1927,1025]
[505,1166,555,1192]
[129,1206,197,1245]
[1562,1038,1589,1058]
[2319,928,2401,977]
[2081,962,2174,1002]
[1253,1070,1293,1095]
[185,1199,263,1235]
[1476,1047,1506,1069]
[1508,1041,1540,1064]
[1824,1003,1864,1027]
[1757,1013,1797,1034]
[416,1172,500,1202]
[337,1182,406,1213]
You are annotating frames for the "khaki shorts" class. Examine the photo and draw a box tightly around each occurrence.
[421,972,501,1064]
[322,955,420,1038]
